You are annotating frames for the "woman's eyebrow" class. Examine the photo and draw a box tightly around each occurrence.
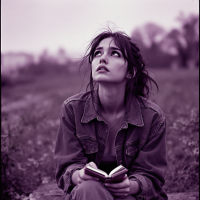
[95,47,103,50]
[109,47,121,51]
[95,46,121,51]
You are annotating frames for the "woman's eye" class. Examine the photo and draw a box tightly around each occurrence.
[94,51,101,57]
[111,51,120,57]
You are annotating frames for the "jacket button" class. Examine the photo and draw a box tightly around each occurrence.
[98,154,102,158]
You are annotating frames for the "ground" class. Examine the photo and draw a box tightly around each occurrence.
[1,67,199,199]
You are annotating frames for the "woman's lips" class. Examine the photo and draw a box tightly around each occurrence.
[97,65,109,71]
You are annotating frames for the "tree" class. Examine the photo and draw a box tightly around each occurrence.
[166,13,199,68]
[131,23,175,68]
[131,23,165,48]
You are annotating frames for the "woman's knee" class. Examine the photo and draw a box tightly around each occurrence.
[115,195,137,200]
[77,180,102,191]
[71,180,113,200]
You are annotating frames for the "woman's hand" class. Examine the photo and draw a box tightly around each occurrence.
[103,174,139,198]
[72,162,99,185]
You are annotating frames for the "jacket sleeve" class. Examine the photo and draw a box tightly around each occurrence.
[129,114,168,200]
[54,102,87,193]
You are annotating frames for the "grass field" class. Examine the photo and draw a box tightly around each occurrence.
[1,67,199,199]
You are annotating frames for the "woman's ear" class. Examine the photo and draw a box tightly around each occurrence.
[133,67,137,77]
[126,67,137,79]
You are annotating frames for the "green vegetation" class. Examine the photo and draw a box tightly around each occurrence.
[1,67,199,199]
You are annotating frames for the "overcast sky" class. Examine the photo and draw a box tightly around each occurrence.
[1,0,199,57]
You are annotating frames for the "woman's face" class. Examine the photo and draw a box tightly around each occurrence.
[91,37,128,84]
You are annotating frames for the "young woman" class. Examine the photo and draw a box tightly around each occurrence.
[54,30,168,200]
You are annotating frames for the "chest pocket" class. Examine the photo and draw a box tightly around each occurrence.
[77,136,98,154]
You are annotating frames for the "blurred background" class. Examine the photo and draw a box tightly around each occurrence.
[1,0,199,199]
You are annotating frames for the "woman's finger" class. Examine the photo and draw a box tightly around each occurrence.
[84,174,99,180]
[87,161,98,169]
[80,173,99,181]
[122,174,128,180]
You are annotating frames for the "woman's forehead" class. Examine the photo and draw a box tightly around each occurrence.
[96,37,118,49]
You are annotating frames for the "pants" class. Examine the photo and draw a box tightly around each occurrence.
[64,180,137,200]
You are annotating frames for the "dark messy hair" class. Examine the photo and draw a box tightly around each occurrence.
[81,29,158,102]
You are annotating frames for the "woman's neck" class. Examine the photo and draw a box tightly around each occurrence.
[98,83,126,116]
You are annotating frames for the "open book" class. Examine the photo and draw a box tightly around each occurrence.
[85,164,128,183]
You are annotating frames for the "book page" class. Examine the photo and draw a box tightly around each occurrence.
[109,165,124,176]
[86,166,108,177]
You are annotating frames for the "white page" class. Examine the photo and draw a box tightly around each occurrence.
[109,165,123,176]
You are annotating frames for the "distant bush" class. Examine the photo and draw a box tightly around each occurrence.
[1,74,13,86]
[1,60,79,88]
[164,108,199,192]
[21,61,71,76]
[1,111,57,200]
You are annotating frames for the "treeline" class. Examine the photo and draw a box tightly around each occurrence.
[1,13,199,87]
[131,13,199,69]
[35,13,199,71]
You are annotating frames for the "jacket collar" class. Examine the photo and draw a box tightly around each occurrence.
[81,90,144,127]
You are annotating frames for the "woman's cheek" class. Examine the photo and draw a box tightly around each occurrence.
[91,65,96,78]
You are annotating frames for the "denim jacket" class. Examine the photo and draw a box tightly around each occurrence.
[54,90,168,200]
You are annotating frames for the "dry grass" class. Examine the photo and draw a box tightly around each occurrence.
[1,66,199,199]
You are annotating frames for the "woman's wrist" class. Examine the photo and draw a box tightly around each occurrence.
[129,179,140,195]
[72,170,80,185]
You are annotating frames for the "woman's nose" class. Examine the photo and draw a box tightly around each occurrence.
[99,53,108,64]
